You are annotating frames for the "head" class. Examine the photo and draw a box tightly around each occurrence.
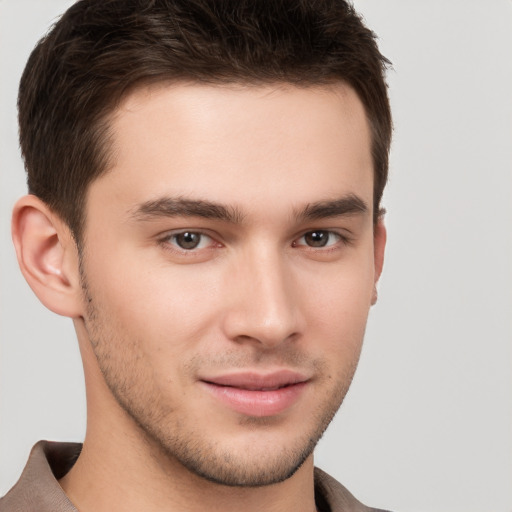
[13,0,391,488]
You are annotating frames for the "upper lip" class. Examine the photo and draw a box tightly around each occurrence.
[200,370,310,391]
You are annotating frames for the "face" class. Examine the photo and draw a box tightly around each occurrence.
[77,83,384,486]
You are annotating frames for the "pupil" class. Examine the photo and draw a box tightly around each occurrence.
[305,231,328,247]
[177,232,200,249]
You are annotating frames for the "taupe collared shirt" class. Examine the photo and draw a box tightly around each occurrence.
[0,441,391,512]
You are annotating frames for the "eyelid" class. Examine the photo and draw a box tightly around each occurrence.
[293,229,354,249]
[158,229,221,253]
[155,227,353,256]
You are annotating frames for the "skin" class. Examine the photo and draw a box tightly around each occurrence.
[12,83,385,512]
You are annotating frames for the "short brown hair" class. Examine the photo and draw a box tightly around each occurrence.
[18,0,391,241]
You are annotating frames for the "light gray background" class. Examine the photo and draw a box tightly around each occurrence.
[1,1,511,511]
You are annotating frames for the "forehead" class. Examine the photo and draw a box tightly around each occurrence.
[89,82,373,220]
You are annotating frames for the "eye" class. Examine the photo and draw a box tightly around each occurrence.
[165,231,214,251]
[294,230,342,248]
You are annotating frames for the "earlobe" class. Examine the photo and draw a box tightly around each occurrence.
[11,195,83,318]
[371,218,387,306]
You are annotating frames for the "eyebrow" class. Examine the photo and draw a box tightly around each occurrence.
[130,193,368,224]
[295,194,368,222]
[130,197,245,223]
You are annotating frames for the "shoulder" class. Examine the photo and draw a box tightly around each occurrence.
[0,441,80,512]
[314,467,393,512]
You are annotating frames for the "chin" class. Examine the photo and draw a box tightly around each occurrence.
[133,397,343,488]
[158,431,319,487]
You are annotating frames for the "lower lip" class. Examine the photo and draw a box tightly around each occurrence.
[201,381,308,417]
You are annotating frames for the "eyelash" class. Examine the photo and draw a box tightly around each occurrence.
[158,229,353,256]
[292,230,353,250]
[158,231,219,255]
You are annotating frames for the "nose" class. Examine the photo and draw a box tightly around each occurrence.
[221,246,304,349]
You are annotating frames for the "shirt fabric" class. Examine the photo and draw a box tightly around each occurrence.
[0,441,391,512]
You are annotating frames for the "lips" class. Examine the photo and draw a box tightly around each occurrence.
[199,370,309,417]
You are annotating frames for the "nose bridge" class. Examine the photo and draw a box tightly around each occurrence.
[223,242,301,347]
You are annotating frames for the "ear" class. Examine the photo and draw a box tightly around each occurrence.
[11,195,84,318]
[371,218,386,306]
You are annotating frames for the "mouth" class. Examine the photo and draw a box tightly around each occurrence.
[199,370,310,417]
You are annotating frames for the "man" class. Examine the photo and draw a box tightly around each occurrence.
[0,0,392,510]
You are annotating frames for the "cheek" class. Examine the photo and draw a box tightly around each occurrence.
[86,254,224,353]
[304,255,375,316]
[299,256,375,352]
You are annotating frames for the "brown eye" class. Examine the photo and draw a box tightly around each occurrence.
[159,230,219,260]
[294,230,342,248]
[173,232,203,250]
[304,231,330,247]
